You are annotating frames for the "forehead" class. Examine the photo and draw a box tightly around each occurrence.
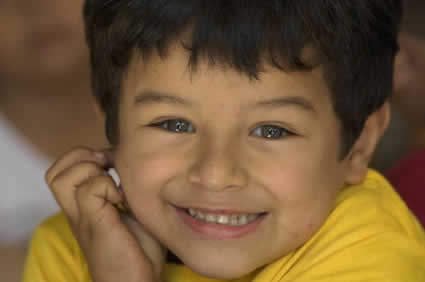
[122,45,333,115]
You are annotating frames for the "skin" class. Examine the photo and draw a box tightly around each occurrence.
[47,44,389,281]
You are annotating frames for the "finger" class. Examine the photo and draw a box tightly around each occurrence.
[121,214,167,279]
[45,147,109,185]
[49,161,107,224]
[76,174,123,238]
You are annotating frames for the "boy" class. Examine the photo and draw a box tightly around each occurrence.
[23,1,425,281]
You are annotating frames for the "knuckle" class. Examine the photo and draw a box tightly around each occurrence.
[48,175,67,193]
[79,161,105,175]
[70,145,91,154]
[45,167,54,185]
[45,146,95,185]
[93,174,114,184]
[91,175,116,193]
[98,174,116,185]
[48,162,103,190]
[58,146,93,164]
[76,175,113,198]
[68,146,93,159]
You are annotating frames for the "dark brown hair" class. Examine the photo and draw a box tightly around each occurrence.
[83,0,402,156]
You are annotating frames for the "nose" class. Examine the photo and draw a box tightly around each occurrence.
[188,136,247,191]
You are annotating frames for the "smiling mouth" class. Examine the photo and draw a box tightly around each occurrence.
[183,208,267,226]
[175,206,268,239]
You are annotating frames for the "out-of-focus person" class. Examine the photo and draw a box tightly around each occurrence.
[0,0,106,281]
[384,0,425,226]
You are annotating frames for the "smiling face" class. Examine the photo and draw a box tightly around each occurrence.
[114,45,356,279]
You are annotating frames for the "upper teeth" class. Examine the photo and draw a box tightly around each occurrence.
[188,208,259,226]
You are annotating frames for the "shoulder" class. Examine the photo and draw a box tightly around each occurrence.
[29,212,78,252]
[329,170,425,253]
[336,170,425,236]
[255,170,425,281]
[22,213,90,282]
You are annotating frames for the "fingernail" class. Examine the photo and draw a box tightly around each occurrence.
[94,152,106,162]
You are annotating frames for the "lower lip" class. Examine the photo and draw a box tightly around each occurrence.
[176,208,267,240]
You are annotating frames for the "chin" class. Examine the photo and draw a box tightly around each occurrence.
[178,251,262,280]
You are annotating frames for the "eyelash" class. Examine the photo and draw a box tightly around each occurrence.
[250,124,293,139]
[149,119,294,140]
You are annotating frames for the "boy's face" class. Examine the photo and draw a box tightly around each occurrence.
[115,45,354,279]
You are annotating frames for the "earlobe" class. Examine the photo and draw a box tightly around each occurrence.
[345,103,391,185]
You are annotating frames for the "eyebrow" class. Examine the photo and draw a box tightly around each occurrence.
[134,90,193,107]
[254,96,317,114]
[134,89,316,114]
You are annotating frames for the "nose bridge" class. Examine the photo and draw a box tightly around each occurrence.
[190,132,245,191]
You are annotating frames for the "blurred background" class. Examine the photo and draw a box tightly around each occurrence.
[0,1,106,281]
[0,1,424,282]
[373,0,425,171]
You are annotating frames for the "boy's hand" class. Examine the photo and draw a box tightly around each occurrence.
[45,147,166,282]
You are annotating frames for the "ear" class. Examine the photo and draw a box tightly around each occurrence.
[344,102,391,185]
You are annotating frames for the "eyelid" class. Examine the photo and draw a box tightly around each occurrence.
[149,115,187,124]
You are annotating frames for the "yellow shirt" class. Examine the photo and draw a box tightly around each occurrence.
[23,170,425,282]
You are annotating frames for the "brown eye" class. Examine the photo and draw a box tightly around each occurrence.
[152,119,195,133]
[251,125,291,139]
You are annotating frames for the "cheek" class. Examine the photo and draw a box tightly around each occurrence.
[255,144,343,237]
[261,149,340,204]
[114,144,185,213]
